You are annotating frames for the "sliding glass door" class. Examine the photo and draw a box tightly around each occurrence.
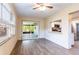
[22,21,39,40]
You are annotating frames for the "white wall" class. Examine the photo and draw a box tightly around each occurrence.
[0,3,17,54]
[45,4,79,49]
[45,13,70,49]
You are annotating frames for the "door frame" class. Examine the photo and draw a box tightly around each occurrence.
[21,20,40,40]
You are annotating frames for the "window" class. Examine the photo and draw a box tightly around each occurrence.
[0,4,1,19]
[2,4,10,23]
[0,3,16,45]
[22,24,36,34]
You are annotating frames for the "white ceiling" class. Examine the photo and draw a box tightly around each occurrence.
[13,3,71,19]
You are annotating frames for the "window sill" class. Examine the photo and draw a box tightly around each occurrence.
[0,35,15,46]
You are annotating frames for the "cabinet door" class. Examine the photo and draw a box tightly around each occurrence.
[2,4,10,24]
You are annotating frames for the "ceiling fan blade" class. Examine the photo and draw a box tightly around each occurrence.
[46,6,53,8]
[33,7,39,9]
[36,3,43,5]
[33,3,41,9]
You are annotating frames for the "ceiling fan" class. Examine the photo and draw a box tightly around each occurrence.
[33,3,53,11]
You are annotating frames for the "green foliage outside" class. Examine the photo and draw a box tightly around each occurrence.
[22,25,36,32]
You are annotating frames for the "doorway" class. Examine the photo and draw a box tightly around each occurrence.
[76,23,79,41]
[71,19,79,41]
[69,10,79,47]
[22,21,39,40]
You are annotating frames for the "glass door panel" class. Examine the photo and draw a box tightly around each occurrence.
[22,21,38,40]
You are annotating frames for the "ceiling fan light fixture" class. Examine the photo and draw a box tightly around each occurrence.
[38,6,46,11]
[33,3,53,11]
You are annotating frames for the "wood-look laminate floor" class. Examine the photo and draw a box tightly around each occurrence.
[11,38,79,55]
